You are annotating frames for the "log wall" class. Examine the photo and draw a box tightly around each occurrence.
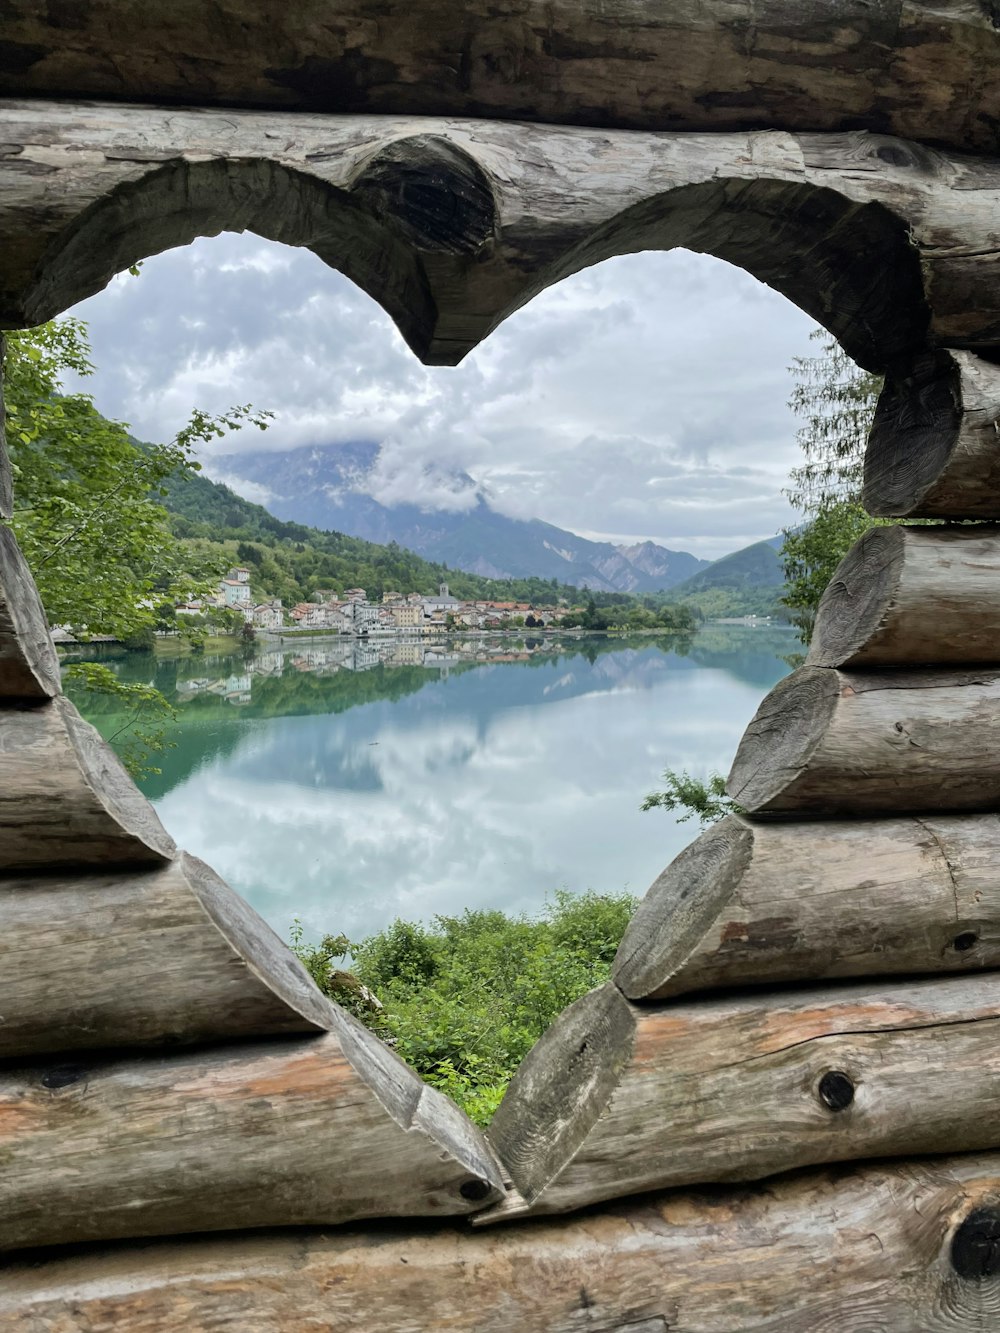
[3,1,998,155]
[4,1155,1000,1333]
[5,5,1000,1326]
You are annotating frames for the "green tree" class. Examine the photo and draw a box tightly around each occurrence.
[780,331,883,640]
[3,317,270,772]
[641,770,741,825]
[4,319,270,638]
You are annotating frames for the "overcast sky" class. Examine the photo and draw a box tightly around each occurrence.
[63,233,817,561]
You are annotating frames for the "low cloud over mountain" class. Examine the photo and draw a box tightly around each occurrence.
[211,442,711,594]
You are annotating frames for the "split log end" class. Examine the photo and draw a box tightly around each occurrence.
[726,667,839,816]
[613,815,754,1000]
[486,983,634,1210]
[807,525,904,669]
[0,524,61,697]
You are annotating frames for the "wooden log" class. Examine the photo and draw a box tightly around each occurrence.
[0,1024,505,1251]
[4,1155,1000,1332]
[613,813,1000,1002]
[0,523,60,697]
[808,525,1000,669]
[0,852,345,1057]
[0,696,175,869]
[2,1,999,157]
[726,664,1000,817]
[483,975,1000,1222]
[6,105,1000,371]
[863,351,1000,518]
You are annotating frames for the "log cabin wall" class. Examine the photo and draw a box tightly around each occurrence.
[3,2,1000,1328]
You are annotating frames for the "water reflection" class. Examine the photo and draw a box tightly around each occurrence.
[66,629,795,942]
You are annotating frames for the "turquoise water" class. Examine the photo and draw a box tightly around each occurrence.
[68,628,795,943]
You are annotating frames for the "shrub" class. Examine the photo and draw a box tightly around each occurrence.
[290,888,637,1124]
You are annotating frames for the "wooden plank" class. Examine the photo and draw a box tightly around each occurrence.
[726,665,1000,817]
[864,351,1000,518]
[808,525,1000,668]
[0,522,60,697]
[1,1,998,156]
[0,696,175,869]
[483,975,1000,1222]
[613,813,1000,1001]
[5,1154,999,1330]
[0,1025,505,1251]
[0,852,344,1057]
[3,104,1000,370]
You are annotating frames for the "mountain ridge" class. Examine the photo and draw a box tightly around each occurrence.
[211,442,711,594]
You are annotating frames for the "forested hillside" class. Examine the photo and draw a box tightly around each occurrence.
[162,460,636,610]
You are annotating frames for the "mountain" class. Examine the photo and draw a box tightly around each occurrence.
[210,443,710,594]
[668,538,787,619]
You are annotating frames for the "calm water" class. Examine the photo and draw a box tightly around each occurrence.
[66,628,796,943]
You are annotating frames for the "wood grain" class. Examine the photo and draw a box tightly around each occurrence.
[0,852,344,1057]
[864,351,1000,518]
[0,696,175,869]
[0,523,61,697]
[0,1025,505,1250]
[2,0,999,157]
[485,975,1000,1220]
[5,103,1000,370]
[3,1154,1000,1331]
[727,665,1000,817]
[808,525,1000,668]
[613,813,1000,1000]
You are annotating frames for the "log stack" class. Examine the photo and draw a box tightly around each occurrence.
[484,361,1000,1232]
[3,3,1000,1323]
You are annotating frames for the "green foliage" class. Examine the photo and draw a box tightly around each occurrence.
[3,320,270,639]
[62,661,177,779]
[641,770,741,825]
[781,499,885,639]
[780,331,884,640]
[291,889,638,1124]
[4,317,270,772]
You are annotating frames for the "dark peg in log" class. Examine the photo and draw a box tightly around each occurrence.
[40,1065,86,1091]
[951,1207,1000,1280]
[817,1071,855,1111]
[460,1178,493,1203]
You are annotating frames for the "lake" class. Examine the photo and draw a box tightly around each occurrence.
[66,628,796,946]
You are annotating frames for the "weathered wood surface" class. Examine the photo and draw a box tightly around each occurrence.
[0,522,60,697]
[484,975,1000,1222]
[3,1,1000,157]
[614,812,1000,1001]
[0,852,344,1057]
[0,1025,505,1251]
[0,695,175,869]
[808,525,1000,668]
[727,665,1000,817]
[4,1156,1000,1333]
[864,351,1000,518]
[5,105,1000,370]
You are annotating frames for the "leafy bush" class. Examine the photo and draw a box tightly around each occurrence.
[290,889,637,1124]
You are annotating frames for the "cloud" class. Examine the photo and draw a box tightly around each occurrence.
[63,233,817,559]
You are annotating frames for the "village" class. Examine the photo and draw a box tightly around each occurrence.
[189,567,568,637]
